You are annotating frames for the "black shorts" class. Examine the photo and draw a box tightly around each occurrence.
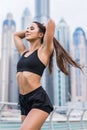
[19,86,53,115]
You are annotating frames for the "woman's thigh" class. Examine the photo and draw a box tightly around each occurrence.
[20,108,49,130]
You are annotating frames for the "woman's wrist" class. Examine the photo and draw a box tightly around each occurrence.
[14,30,26,39]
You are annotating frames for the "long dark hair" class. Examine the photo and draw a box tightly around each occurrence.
[33,21,82,75]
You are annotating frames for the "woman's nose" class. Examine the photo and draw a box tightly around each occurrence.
[26,30,29,32]
[26,29,30,33]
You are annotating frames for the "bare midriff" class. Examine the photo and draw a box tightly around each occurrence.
[16,71,41,95]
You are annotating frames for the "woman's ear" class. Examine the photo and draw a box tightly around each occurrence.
[39,33,43,38]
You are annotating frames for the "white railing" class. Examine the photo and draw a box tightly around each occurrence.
[0,102,87,130]
[49,106,87,130]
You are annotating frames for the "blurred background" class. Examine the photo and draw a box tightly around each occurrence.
[0,0,87,108]
[1,1,87,130]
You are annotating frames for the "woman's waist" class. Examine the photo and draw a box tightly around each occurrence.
[17,78,41,89]
[19,86,43,97]
[17,78,41,95]
[16,71,41,94]
[19,83,42,95]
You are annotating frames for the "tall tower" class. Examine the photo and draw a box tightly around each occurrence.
[21,7,32,48]
[70,27,87,102]
[34,0,50,23]
[55,18,70,106]
[21,7,32,30]
[0,13,19,102]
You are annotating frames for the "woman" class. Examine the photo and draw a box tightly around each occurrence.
[14,19,82,130]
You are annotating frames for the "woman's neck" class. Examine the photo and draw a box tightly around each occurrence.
[29,41,41,52]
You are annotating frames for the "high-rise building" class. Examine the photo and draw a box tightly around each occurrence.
[21,7,32,48]
[21,7,32,30]
[52,51,59,105]
[34,0,54,104]
[34,0,50,23]
[55,18,70,106]
[0,13,19,102]
[70,27,87,101]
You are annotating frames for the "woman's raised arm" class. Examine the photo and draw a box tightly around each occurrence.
[13,30,27,55]
[43,19,55,51]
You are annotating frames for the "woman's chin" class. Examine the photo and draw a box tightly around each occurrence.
[25,37,30,41]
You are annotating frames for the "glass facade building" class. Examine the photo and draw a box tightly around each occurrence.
[0,13,19,102]
[70,27,87,101]
[55,19,70,106]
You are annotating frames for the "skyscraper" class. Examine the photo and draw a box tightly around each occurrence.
[70,27,87,101]
[21,7,32,48]
[34,0,50,23]
[21,7,32,30]
[0,13,19,102]
[55,18,70,106]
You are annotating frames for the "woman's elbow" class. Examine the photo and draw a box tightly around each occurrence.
[48,19,55,28]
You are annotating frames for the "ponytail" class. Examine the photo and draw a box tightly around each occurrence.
[48,37,83,75]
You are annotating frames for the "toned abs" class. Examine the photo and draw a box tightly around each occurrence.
[16,71,41,95]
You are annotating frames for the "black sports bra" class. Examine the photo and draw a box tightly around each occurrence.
[17,49,46,76]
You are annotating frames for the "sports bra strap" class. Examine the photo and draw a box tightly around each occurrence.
[22,50,29,56]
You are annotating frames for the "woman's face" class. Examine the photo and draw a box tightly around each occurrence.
[25,23,42,42]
